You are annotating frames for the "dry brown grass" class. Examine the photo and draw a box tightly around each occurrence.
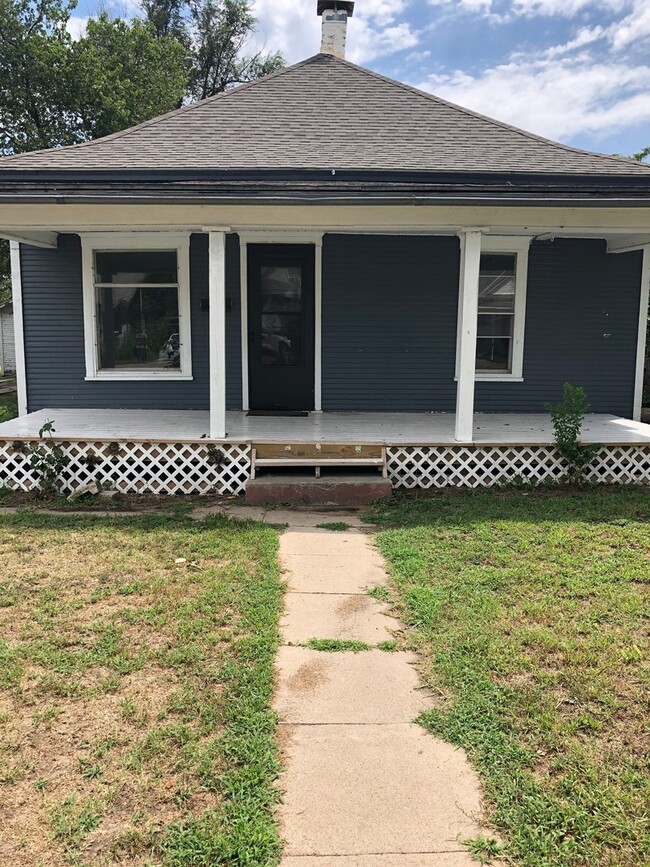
[0,511,282,866]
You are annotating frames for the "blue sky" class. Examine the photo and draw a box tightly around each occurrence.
[69,0,650,158]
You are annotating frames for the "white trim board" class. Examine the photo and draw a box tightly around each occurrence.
[9,242,28,416]
[80,232,192,382]
[634,246,650,421]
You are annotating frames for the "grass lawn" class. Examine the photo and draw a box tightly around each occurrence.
[372,489,649,867]
[0,511,283,866]
[0,391,18,422]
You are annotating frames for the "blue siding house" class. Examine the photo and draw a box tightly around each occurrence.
[0,1,649,494]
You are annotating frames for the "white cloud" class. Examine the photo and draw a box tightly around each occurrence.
[417,55,650,141]
[66,15,88,40]
[250,0,419,65]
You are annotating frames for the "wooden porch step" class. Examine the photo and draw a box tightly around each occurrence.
[251,442,387,479]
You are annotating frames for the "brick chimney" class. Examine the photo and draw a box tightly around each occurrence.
[317,1,355,59]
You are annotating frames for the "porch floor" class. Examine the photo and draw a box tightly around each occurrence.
[1,409,650,445]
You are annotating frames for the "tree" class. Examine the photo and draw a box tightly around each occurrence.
[142,0,284,101]
[0,0,78,154]
[70,15,188,140]
[632,146,650,163]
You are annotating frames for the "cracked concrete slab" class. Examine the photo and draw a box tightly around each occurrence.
[281,592,399,644]
[268,510,367,528]
[274,646,433,724]
[279,724,483,857]
[280,528,383,559]
[282,554,387,594]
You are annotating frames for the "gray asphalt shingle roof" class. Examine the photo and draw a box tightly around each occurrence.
[2,52,649,176]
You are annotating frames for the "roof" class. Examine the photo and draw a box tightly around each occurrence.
[1,53,649,178]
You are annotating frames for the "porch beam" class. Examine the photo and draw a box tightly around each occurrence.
[455,230,482,442]
[208,231,227,439]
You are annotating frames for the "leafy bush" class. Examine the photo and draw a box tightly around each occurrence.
[27,421,70,495]
[545,383,600,482]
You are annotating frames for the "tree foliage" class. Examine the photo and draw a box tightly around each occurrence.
[0,0,78,153]
[70,15,187,140]
[0,241,10,306]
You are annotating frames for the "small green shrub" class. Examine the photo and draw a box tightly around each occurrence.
[545,383,600,482]
[27,421,70,495]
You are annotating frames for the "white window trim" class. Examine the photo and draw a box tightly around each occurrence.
[81,232,192,382]
[455,235,531,382]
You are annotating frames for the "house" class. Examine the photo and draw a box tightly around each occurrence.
[0,0,650,497]
[0,302,15,375]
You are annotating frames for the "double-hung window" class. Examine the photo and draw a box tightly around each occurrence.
[82,234,192,380]
[474,236,530,381]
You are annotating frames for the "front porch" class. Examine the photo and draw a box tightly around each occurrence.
[1,409,650,496]
[2,407,650,445]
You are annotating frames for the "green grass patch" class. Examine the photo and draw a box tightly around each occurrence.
[372,488,650,867]
[315,522,351,531]
[304,638,371,653]
[367,585,391,602]
[0,511,283,866]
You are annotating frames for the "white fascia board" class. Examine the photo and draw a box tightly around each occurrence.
[0,230,58,249]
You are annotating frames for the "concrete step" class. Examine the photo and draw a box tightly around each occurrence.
[245,474,392,507]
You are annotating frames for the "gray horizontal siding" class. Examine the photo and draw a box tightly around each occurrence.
[474,239,642,414]
[322,234,641,416]
[21,233,242,412]
[20,232,642,419]
[322,234,459,411]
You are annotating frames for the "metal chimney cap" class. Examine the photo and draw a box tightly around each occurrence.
[317,1,355,16]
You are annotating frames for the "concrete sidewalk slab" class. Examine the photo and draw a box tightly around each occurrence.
[281,593,399,644]
[281,854,479,866]
[282,554,387,594]
[268,510,367,528]
[279,724,482,857]
[274,647,433,724]
[280,528,383,560]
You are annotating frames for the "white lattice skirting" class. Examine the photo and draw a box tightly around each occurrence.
[0,440,251,496]
[386,444,650,489]
[1,440,650,495]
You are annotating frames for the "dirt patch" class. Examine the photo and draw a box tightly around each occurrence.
[287,659,329,694]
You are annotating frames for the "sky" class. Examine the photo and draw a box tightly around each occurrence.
[68,0,650,159]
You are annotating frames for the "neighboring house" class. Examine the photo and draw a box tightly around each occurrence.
[0,0,649,496]
[0,302,15,374]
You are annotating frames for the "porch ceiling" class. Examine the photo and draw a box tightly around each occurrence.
[1,409,649,446]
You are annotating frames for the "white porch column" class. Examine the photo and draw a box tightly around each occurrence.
[208,231,227,439]
[9,241,28,417]
[455,230,482,443]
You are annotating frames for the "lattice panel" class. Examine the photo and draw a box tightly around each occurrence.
[386,445,650,489]
[585,446,650,485]
[0,440,251,496]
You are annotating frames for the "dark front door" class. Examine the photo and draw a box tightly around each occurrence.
[248,244,315,411]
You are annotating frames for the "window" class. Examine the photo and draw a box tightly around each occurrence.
[457,236,530,381]
[81,234,191,380]
[477,253,516,373]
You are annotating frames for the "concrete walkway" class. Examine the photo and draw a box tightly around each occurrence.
[274,512,485,866]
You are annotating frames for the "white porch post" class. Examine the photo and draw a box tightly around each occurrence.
[9,241,28,417]
[208,231,227,439]
[633,246,650,421]
[455,230,482,442]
